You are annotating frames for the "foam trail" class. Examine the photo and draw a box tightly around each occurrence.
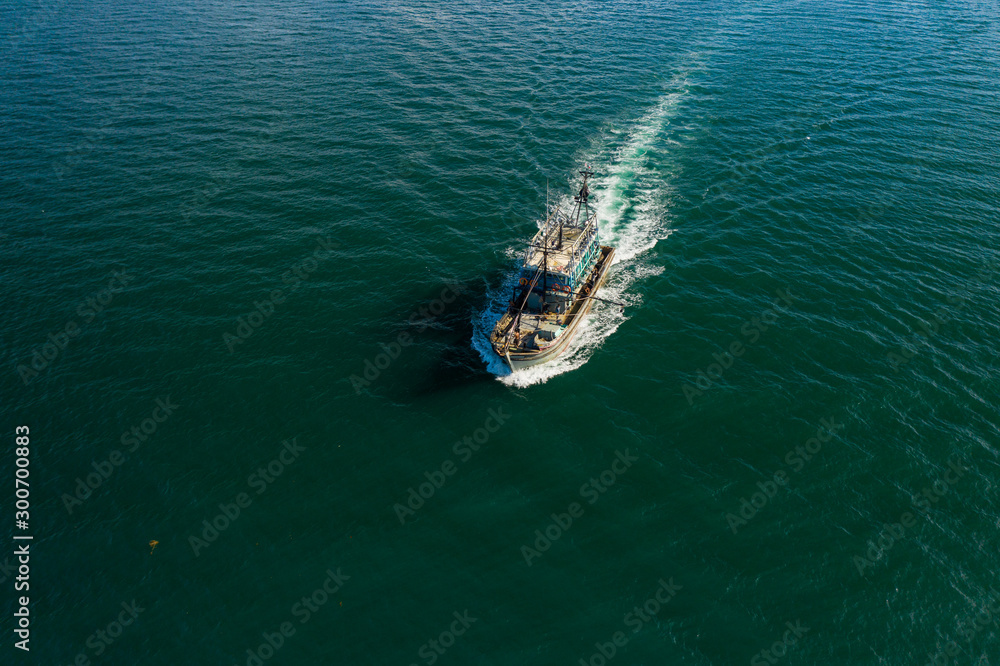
[592,76,688,263]
[472,72,689,385]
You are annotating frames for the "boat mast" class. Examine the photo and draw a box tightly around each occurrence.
[556,179,563,248]
[541,241,548,313]
[574,165,593,226]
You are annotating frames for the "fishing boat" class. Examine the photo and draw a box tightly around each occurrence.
[489,167,617,371]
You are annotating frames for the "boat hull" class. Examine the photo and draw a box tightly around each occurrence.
[493,245,616,371]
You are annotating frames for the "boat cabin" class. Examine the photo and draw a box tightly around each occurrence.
[515,208,601,314]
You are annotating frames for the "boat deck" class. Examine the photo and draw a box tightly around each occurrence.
[491,245,615,362]
[524,226,588,273]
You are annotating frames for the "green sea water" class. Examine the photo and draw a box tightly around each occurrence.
[2,1,1000,664]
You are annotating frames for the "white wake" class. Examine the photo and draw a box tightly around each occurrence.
[473,73,689,386]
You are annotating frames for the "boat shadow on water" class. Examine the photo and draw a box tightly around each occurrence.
[371,275,507,400]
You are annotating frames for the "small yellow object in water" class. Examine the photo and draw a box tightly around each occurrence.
[149,540,159,554]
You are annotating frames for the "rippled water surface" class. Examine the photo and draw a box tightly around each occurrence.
[2,1,999,664]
